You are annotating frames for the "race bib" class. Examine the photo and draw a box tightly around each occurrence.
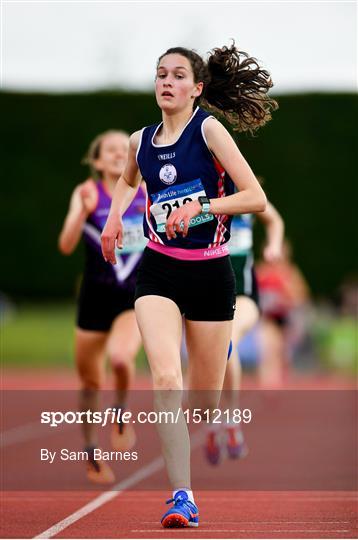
[150,179,214,233]
[121,215,146,254]
[228,215,253,255]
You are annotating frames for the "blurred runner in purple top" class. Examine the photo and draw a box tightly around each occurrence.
[58,130,146,484]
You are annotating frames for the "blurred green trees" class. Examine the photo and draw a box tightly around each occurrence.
[1,91,356,299]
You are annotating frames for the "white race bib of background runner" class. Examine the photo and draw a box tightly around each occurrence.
[227,214,253,255]
[120,215,146,254]
[150,179,214,233]
[228,227,253,255]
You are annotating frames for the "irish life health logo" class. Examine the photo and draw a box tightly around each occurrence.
[159,163,177,185]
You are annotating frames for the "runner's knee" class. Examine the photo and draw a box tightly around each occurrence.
[110,350,136,368]
[77,364,102,390]
[153,370,182,391]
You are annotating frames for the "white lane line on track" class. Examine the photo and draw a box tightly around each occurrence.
[34,429,203,539]
[141,521,352,524]
[33,456,164,539]
[0,422,75,447]
[131,530,352,534]
[8,495,357,502]
[1,422,49,447]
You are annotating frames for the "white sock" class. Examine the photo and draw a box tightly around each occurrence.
[173,488,195,504]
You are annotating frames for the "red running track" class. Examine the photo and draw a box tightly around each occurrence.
[1,490,357,538]
[1,369,357,539]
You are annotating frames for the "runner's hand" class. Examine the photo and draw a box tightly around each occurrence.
[165,200,201,240]
[101,213,123,264]
[263,242,282,262]
[78,179,97,214]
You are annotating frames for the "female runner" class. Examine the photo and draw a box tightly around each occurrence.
[101,44,277,526]
[59,130,146,483]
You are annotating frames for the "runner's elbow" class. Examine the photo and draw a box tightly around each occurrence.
[254,192,267,213]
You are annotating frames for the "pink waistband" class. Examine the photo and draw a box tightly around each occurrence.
[147,240,229,261]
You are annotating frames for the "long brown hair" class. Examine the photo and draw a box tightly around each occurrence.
[158,43,278,133]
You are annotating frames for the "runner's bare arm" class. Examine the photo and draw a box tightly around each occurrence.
[58,179,97,255]
[256,201,285,262]
[204,118,267,215]
[165,119,267,239]
[101,131,142,264]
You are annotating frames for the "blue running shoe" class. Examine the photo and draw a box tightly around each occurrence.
[161,490,199,528]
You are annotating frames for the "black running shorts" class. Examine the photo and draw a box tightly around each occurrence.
[134,247,236,321]
[77,278,135,332]
[230,254,259,307]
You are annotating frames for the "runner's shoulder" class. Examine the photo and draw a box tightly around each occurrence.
[129,130,142,153]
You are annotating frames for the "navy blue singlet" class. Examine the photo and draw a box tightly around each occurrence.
[136,107,235,253]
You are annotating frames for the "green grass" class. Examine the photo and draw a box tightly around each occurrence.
[313,315,357,373]
[1,302,148,369]
[3,303,355,375]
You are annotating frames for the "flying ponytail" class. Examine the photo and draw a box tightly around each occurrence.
[203,43,278,132]
[158,42,278,132]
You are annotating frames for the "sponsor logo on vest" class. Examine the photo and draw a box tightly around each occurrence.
[159,163,177,185]
[204,245,229,257]
[158,152,176,161]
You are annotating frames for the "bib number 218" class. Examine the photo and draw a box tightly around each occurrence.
[162,197,193,218]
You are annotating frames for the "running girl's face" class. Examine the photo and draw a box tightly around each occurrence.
[155,54,203,113]
[93,133,129,179]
